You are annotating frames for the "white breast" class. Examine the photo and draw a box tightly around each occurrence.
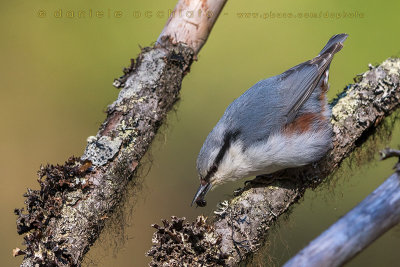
[212,128,331,185]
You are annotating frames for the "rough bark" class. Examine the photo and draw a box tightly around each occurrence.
[15,0,227,266]
[283,149,400,267]
[147,58,400,266]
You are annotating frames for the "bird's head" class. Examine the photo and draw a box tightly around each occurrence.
[192,124,242,207]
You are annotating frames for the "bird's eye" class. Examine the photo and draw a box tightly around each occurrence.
[210,164,217,173]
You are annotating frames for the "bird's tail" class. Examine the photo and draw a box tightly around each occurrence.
[319,33,348,56]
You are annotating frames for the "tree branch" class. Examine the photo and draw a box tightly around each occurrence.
[158,0,227,54]
[147,57,400,266]
[283,150,400,267]
[14,0,227,266]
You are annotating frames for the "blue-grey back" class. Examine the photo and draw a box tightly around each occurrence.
[218,77,286,145]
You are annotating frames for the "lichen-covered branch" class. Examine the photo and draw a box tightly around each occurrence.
[147,58,400,266]
[15,0,227,266]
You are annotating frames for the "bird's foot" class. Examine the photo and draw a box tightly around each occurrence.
[233,187,245,196]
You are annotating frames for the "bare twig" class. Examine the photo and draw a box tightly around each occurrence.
[284,150,400,267]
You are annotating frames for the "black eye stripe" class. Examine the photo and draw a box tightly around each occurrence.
[204,130,240,181]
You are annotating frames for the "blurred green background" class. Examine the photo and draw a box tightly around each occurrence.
[1,0,400,266]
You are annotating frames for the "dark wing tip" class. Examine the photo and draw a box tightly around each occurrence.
[319,33,348,56]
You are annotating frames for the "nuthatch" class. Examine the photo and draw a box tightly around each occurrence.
[192,34,348,207]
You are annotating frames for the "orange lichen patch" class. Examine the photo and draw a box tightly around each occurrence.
[78,160,92,174]
[284,113,324,134]
[130,161,139,172]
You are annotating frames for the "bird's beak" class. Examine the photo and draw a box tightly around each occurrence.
[191,182,212,206]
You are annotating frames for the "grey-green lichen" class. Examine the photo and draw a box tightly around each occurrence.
[331,58,400,126]
[380,57,400,76]
[331,85,359,125]
[113,49,168,108]
[81,135,123,166]
[116,118,139,143]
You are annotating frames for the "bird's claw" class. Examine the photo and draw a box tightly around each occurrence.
[214,200,229,216]
[233,187,244,196]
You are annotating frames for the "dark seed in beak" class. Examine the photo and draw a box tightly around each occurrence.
[196,199,207,207]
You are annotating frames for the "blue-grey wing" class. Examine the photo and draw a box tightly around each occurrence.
[220,34,347,144]
[221,60,330,144]
[278,55,331,123]
[282,33,347,122]
[220,34,347,146]
[219,78,287,144]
